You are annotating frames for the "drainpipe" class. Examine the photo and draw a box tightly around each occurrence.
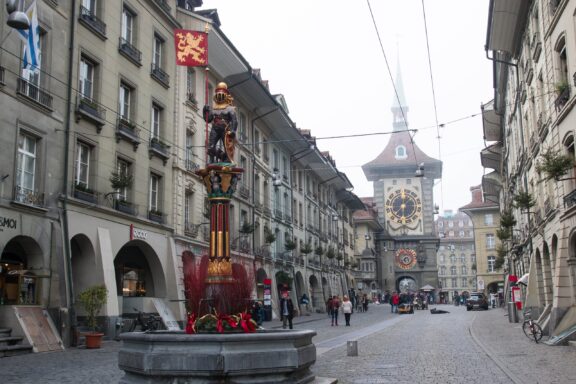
[61,0,78,346]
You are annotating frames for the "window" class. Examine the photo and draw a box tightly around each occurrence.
[484,214,494,225]
[448,221,454,228]
[184,190,193,226]
[151,103,161,139]
[459,231,465,237]
[439,266,446,275]
[471,254,476,263]
[22,31,44,86]
[185,130,194,168]
[149,174,160,212]
[82,0,96,13]
[186,67,196,103]
[450,254,456,264]
[461,278,468,288]
[458,220,463,227]
[119,83,132,120]
[395,145,407,159]
[487,256,496,272]
[461,265,467,275]
[238,112,247,142]
[486,234,495,249]
[450,266,457,275]
[75,142,91,187]
[460,254,466,263]
[122,267,145,297]
[79,57,95,100]
[451,278,457,288]
[122,7,134,44]
[116,158,131,200]
[438,221,444,228]
[153,35,163,69]
[254,130,261,154]
[16,132,37,195]
[439,254,445,263]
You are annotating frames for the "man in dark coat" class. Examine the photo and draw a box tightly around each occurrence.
[280,292,294,329]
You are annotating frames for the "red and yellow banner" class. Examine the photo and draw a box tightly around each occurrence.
[174,29,208,66]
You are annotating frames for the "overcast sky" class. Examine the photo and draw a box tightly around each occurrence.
[199,0,494,213]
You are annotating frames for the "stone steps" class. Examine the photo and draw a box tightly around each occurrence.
[0,328,33,358]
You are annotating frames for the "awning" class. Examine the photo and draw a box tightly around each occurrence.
[420,284,435,291]
[482,171,501,203]
[486,0,531,57]
[480,143,502,172]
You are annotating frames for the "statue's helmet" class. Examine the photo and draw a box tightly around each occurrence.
[214,82,229,103]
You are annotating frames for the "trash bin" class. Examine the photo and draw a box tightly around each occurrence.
[507,302,518,323]
[264,307,272,321]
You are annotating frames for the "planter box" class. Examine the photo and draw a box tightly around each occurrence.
[74,188,97,204]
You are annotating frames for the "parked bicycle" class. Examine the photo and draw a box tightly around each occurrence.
[522,309,543,343]
[128,308,164,332]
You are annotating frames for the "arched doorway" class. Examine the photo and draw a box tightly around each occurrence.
[294,271,306,305]
[71,234,100,301]
[309,274,322,312]
[534,248,544,305]
[114,240,166,314]
[1,236,44,305]
[542,242,553,306]
[569,232,576,304]
[321,276,331,302]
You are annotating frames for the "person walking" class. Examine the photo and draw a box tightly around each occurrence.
[391,291,400,313]
[341,295,353,326]
[330,295,340,326]
[279,292,294,329]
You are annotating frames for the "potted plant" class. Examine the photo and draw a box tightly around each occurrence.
[536,147,575,180]
[284,238,296,251]
[513,191,535,211]
[77,285,108,349]
[264,227,276,245]
[300,242,312,256]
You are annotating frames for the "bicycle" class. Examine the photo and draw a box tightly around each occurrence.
[522,309,543,343]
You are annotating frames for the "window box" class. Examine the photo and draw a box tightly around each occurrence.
[149,138,170,165]
[116,118,140,151]
[76,97,106,131]
[74,184,98,204]
[554,82,570,111]
[151,64,170,88]
[78,6,107,40]
[119,37,142,67]
[114,199,136,215]
[148,210,164,224]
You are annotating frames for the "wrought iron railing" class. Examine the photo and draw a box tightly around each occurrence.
[17,78,53,109]
[79,6,106,38]
[119,37,142,65]
[13,185,44,207]
[151,63,169,87]
[564,188,576,209]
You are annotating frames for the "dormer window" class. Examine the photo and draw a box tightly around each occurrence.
[395,145,407,159]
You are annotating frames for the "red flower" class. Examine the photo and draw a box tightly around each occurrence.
[216,313,238,333]
[238,312,256,333]
[185,313,196,334]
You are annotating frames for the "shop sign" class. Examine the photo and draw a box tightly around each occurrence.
[263,278,272,307]
[130,224,148,241]
[0,215,17,232]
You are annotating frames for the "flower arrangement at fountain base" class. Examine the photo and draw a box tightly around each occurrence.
[186,311,256,334]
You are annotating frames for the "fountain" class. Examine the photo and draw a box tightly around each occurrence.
[117,83,334,383]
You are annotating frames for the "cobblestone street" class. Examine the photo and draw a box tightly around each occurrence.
[0,303,575,383]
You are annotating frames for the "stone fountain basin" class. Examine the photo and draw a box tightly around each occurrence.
[118,329,318,384]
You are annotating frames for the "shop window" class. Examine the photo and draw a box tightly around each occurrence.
[121,267,146,296]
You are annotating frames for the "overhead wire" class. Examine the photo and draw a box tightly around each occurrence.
[420,0,444,209]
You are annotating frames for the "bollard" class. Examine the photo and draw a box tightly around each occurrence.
[347,340,358,356]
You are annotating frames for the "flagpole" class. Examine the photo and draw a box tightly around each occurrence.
[204,23,210,165]
[205,67,209,165]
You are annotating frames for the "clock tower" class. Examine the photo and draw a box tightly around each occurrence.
[362,62,442,296]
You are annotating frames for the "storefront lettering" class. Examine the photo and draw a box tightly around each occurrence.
[130,224,148,240]
[0,216,17,231]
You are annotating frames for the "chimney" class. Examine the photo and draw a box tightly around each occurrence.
[470,185,483,203]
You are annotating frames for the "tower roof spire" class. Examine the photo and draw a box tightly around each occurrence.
[391,55,409,131]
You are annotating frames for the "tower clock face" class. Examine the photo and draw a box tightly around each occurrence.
[385,188,422,224]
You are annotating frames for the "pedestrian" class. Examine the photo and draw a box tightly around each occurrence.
[341,295,353,326]
[326,296,333,317]
[362,293,369,312]
[251,301,264,327]
[330,295,340,326]
[490,292,497,308]
[391,291,400,313]
[279,292,294,329]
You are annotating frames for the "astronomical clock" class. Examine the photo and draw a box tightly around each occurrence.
[385,188,422,225]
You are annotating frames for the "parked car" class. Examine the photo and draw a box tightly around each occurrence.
[466,292,489,311]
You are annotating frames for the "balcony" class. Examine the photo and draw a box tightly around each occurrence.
[13,185,44,207]
[184,221,199,238]
[274,208,283,220]
[116,117,140,150]
[554,86,570,112]
[150,63,170,88]
[263,206,271,218]
[113,199,137,215]
[238,184,250,199]
[17,78,53,110]
[149,138,170,165]
[531,33,542,62]
[153,0,171,13]
[75,97,106,131]
[119,37,142,67]
[148,210,164,224]
[185,159,200,173]
[78,6,106,39]
[185,92,198,107]
[564,188,576,209]
[284,214,292,224]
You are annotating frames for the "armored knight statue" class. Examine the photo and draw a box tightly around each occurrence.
[203,82,238,163]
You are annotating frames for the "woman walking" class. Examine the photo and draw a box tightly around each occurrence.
[330,295,340,326]
[342,295,353,326]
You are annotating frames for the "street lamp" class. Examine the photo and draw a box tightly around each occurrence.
[6,0,30,30]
